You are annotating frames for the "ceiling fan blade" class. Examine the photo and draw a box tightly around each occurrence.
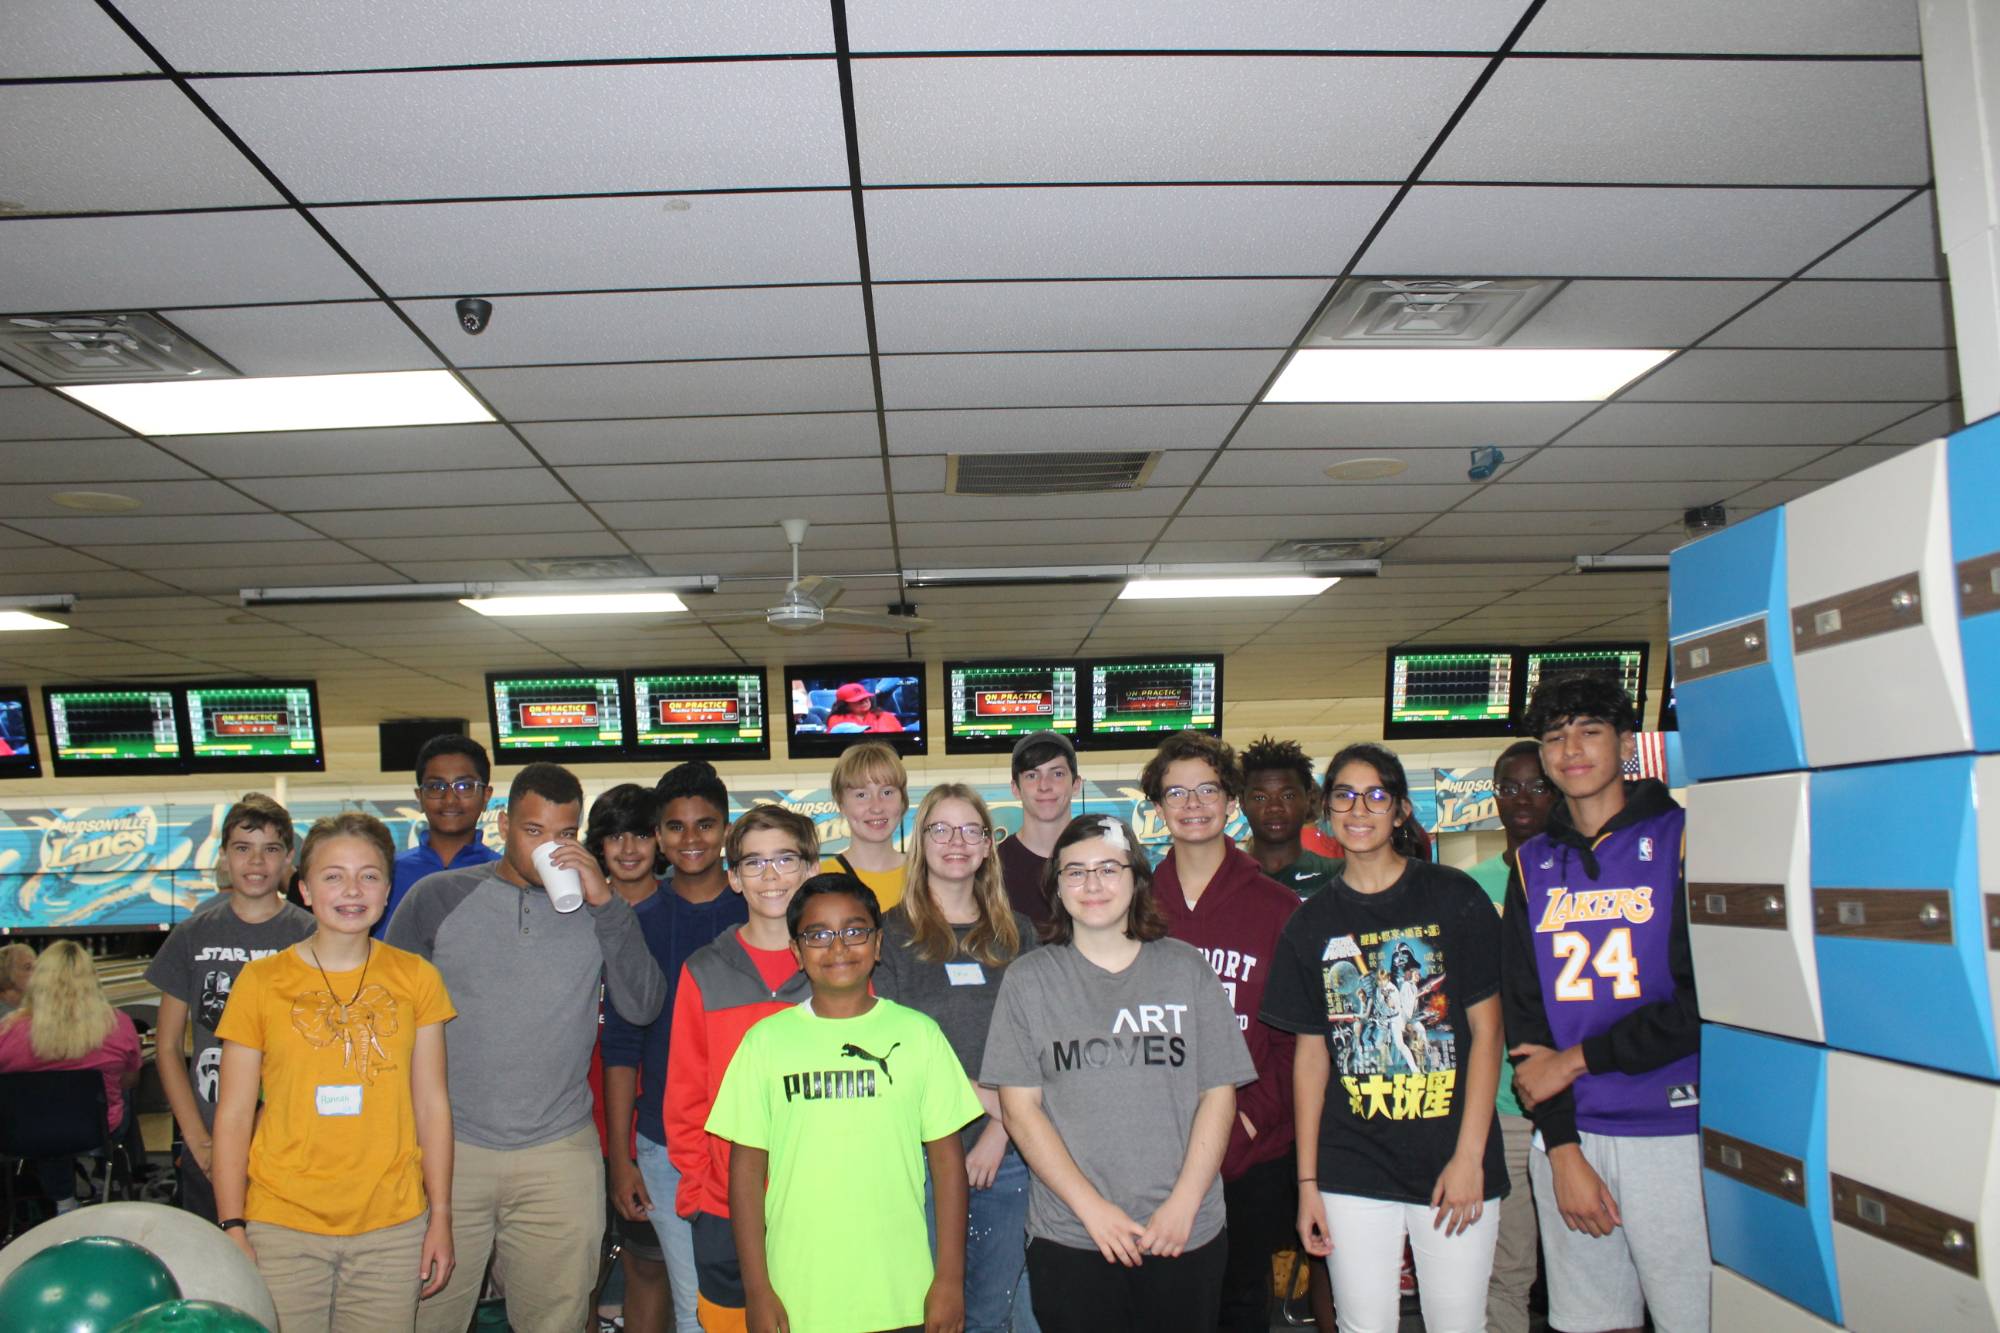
[790,574,843,608]
[821,608,934,632]
[698,610,777,626]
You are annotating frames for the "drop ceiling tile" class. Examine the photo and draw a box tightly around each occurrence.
[864,185,1396,280]
[78,539,361,567]
[0,479,265,518]
[1620,349,1955,401]
[1784,444,1913,480]
[1232,402,1597,450]
[902,543,1150,565]
[300,502,606,538]
[314,193,860,295]
[873,280,1325,353]
[163,423,539,478]
[167,302,442,375]
[1426,60,1927,186]
[1161,513,1431,541]
[883,406,1240,454]
[0,390,127,440]
[1507,280,1775,348]
[1556,400,1928,446]
[0,439,202,483]
[0,4,156,76]
[898,518,1163,546]
[6,512,320,544]
[1503,444,1826,483]
[401,287,869,366]
[1145,540,1292,561]
[1861,401,1959,443]
[1458,480,1743,511]
[595,495,891,528]
[562,458,882,502]
[0,527,55,549]
[1801,192,1942,278]
[4,82,286,214]
[125,0,833,68]
[878,350,1281,409]
[1519,0,1919,53]
[199,62,848,203]
[1181,483,1475,516]
[468,358,876,420]
[847,2,1529,50]
[624,523,891,555]
[373,559,543,583]
[857,55,1480,184]
[1418,509,1686,537]
[1357,186,1906,278]
[1608,532,1693,557]
[1205,448,1515,487]
[522,414,881,465]
[154,561,400,594]
[0,546,116,575]
[894,489,1182,521]
[235,467,569,511]
[1723,479,1826,509]
[349,531,632,562]
[1707,280,1952,348]
[0,211,370,309]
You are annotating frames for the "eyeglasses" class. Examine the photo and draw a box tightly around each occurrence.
[1159,783,1225,809]
[735,852,805,877]
[1057,861,1132,887]
[796,925,878,948]
[924,821,990,845]
[1495,780,1556,799]
[419,778,486,797]
[1327,786,1395,813]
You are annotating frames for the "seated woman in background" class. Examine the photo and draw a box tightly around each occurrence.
[0,939,142,1212]
[0,941,35,1017]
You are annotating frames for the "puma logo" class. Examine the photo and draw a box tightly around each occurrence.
[840,1041,900,1083]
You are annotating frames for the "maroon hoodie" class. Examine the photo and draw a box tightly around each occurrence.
[1155,843,1300,1180]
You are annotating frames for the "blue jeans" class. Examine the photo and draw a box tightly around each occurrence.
[925,1144,1041,1333]
[635,1132,702,1333]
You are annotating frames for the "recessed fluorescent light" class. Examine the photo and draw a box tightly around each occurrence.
[59,370,493,436]
[1120,577,1338,600]
[0,611,67,631]
[460,593,689,617]
[1265,348,1673,403]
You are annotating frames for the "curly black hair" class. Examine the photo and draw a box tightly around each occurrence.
[1241,735,1314,789]
[1521,671,1640,739]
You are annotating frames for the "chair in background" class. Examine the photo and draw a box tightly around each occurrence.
[0,1068,136,1240]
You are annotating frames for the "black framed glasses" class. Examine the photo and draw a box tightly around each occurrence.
[796,925,878,948]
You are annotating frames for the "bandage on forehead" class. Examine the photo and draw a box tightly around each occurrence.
[1096,817,1130,851]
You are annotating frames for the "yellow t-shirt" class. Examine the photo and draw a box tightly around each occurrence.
[216,942,454,1236]
[821,855,906,912]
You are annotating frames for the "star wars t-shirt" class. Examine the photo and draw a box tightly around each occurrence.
[145,900,316,1127]
[1261,860,1508,1205]
[980,938,1256,1251]
[707,999,980,1333]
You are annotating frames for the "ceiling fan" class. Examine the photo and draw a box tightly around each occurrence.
[702,519,933,634]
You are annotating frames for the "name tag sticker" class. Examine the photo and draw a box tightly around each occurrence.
[316,1085,363,1117]
[945,962,986,987]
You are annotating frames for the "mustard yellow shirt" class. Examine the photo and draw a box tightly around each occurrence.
[821,856,906,913]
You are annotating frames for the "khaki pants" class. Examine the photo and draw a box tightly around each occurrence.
[416,1127,604,1333]
[248,1210,429,1333]
[1487,1113,1539,1333]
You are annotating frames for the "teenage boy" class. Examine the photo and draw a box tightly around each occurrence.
[392,762,667,1333]
[1467,741,1560,1333]
[710,874,982,1333]
[1143,731,1307,1333]
[1501,675,1705,1333]
[1239,736,1342,900]
[377,734,499,939]
[602,762,749,1333]
[665,805,819,1333]
[148,794,316,1222]
[999,730,1081,925]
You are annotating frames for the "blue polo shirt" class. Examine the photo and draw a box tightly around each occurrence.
[374,830,501,939]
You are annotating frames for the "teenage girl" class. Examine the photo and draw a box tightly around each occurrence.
[823,740,910,910]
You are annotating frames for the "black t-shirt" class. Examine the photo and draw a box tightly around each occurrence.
[996,833,1052,925]
[1260,859,1508,1205]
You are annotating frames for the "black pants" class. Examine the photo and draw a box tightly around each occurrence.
[177,1148,218,1222]
[1218,1154,1299,1333]
[1027,1231,1228,1333]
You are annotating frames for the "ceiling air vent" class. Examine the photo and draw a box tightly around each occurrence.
[1307,279,1566,347]
[512,555,654,580]
[1265,537,1388,562]
[0,312,235,383]
[947,450,1159,497]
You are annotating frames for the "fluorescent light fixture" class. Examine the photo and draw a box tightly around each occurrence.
[0,611,66,631]
[461,593,688,617]
[1573,555,1671,573]
[905,560,1378,588]
[1120,576,1338,600]
[60,370,493,436]
[0,594,74,630]
[1265,348,1673,403]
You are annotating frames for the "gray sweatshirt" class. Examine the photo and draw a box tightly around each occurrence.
[387,861,666,1150]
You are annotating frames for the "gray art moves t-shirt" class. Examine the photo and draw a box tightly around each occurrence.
[980,936,1255,1252]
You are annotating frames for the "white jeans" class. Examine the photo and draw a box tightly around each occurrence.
[1320,1191,1500,1333]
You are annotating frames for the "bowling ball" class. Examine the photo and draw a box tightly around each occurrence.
[109,1299,268,1332]
[0,1234,181,1333]
[0,1203,276,1330]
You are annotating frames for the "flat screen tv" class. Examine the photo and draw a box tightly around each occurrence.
[628,666,771,762]
[1381,646,1519,740]
[43,684,186,777]
[1520,642,1650,721]
[183,680,326,773]
[485,670,627,764]
[0,686,41,779]
[783,661,927,759]
[944,659,1082,755]
[1082,655,1223,749]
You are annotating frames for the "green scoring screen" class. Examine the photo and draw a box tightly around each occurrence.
[1387,650,1516,726]
[1088,659,1220,740]
[631,671,766,749]
[186,684,320,759]
[47,688,182,762]
[490,674,625,753]
[948,663,1079,742]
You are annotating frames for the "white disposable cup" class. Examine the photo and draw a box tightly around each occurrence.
[531,842,586,913]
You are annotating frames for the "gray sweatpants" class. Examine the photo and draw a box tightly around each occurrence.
[1528,1131,1709,1333]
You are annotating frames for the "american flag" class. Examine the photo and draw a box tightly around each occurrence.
[1623,731,1670,782]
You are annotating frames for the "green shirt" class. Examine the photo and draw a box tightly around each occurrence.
[1466,854,1525,1120]
[707,999,983,1333]
[1261,846,1344,899]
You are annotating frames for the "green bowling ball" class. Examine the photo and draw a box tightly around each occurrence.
[0,1234,181,1333]
[109,1299,268,1333]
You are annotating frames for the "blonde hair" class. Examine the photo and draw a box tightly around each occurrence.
[297,811,395,879]
[8,940,117,1061]
[900,785,1021,966]
[0,943,33,997]
[829,741,908,806]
